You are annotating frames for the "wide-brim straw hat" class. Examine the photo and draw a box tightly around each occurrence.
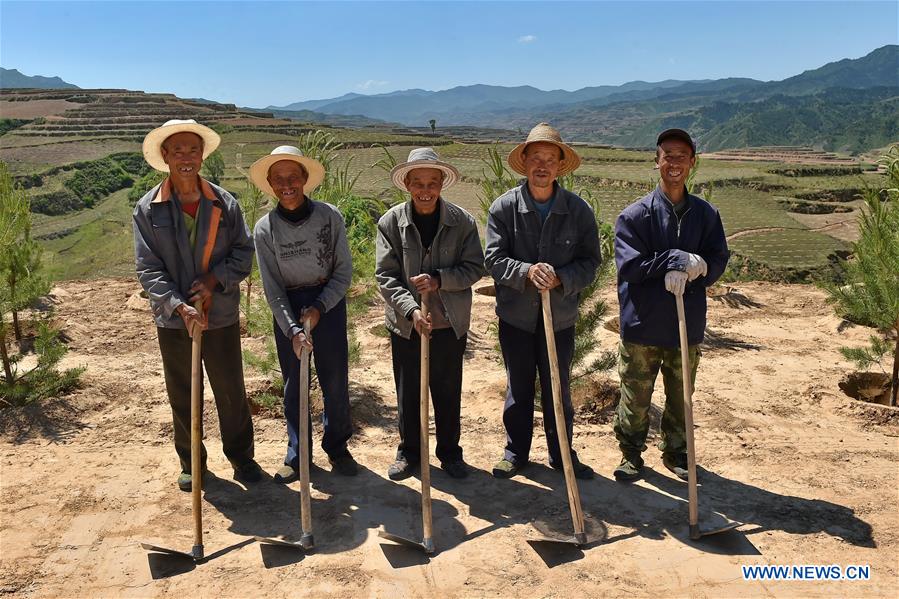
[249,145,326,197]
[142,119,221,173]
[507,122,581,176]
[390,147,460,190]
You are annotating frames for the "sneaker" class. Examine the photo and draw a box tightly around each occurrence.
[273,465,297,484]
[662,453,689,481]
[613,454,644,482]
[233,460,264,484]
[441,459,469,479]
[387,456,416,480]
[550,458,595,480]
[177,469,206,492]
[492,458,524,479]
[329,452,359,477]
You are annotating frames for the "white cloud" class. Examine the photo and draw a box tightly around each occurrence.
[518,35,537,44]
[356,79,389,91]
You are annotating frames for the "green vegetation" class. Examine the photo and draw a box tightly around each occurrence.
[0,119,31,137]
[63,156,132,207]
[826,145,899,406]
[201,149,225,185]
[0,161,83,405]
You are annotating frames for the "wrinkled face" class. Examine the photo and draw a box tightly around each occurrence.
[267,160,307,206]
[161,132,204,180]
[655,139,695,188]
[523,141,562,189]
[404,167,444,213]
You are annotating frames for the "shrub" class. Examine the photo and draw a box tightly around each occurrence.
[64,157,133,207]
[30,190,84,215]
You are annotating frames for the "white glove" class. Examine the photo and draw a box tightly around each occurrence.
[665,270,688,295]
[684,253,708,281]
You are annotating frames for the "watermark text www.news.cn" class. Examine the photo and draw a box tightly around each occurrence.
[742,564,871,581]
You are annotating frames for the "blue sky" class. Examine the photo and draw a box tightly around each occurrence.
[1,1,896,107]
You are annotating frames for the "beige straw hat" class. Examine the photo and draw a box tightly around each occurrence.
[507,122,581,176]
[249,145,326,197]
[142,119,221,173]
[390,147,460,190]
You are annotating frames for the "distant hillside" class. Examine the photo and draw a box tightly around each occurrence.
[267,45,898,153]
[0,67,79,90]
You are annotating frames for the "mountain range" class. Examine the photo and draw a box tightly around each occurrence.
[267,45,899,152]
[0,67,79,90]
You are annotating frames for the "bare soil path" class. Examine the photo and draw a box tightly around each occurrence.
[1,279,896,597]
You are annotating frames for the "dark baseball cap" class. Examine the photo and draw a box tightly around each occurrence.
[656,128,696,155]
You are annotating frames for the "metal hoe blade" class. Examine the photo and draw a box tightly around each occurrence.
[254,535,314,550]
[378,528,435,554]
[690,512,741,540]
[140,542,203,562]
[530,532,588,547]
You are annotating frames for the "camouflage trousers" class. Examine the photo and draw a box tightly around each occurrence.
[612,340,700,457]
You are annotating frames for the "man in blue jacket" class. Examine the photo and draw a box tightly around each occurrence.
[612,128,729,482]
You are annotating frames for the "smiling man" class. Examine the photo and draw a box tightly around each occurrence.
[133,119,261,491]
[612,128,729,483]
[250,146,358,480]
[484,123,601,480]
[376,147,484,480]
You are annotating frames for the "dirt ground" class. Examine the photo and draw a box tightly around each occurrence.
[1,279,897,598]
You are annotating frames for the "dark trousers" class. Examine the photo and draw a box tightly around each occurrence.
[499,318,578,467]
[157,323,255,473]
[273,287,353,470]
[390,328,466,465]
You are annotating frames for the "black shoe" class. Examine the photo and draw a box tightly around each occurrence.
[329,452,359,477]
[551,458,595,480]
[233,460,264,484]
[662,453,689,481]
[441,459,469,479]
[613,454,644,482]
[387,457,416,480]
[273,465,297,484]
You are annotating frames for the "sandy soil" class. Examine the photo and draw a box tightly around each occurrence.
[1,279,897,598]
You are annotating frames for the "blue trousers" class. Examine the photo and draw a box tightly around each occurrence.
[273,287,353,470]
[499,318,578,467]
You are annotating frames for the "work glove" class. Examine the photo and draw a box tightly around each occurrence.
[684,253,708,281]
[665,270,688,296]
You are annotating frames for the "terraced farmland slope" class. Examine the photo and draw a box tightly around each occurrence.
[0,88,887,282]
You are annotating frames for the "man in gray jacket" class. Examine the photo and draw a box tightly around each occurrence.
[133,119,260,491]
[485,123,601,479]
[376,148,485,480]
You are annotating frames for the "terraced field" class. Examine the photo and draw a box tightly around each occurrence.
[1,88,885,281]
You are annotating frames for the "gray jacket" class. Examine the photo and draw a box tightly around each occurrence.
[132,178,253,329]
[485,182,600,332]
[375,199,485,339]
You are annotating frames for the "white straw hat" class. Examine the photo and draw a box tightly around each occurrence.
[249,145,326,197]
[507,122,581,176]
[142,119,221,173]
[390,147,460,190]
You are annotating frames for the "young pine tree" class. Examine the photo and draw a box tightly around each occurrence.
[827,145,899,406]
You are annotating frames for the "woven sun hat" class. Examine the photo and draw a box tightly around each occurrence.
[249,145,326,197]
[390,147,460,191]
[142,119,221,173]
[507,122,581,176]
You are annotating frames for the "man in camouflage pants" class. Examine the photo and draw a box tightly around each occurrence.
[612,128,729,482]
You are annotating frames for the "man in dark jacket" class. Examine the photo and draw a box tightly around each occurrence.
[376,148,485,480]
[485,123,601,480]
[612,128,729,482]
[133,119,261,491]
